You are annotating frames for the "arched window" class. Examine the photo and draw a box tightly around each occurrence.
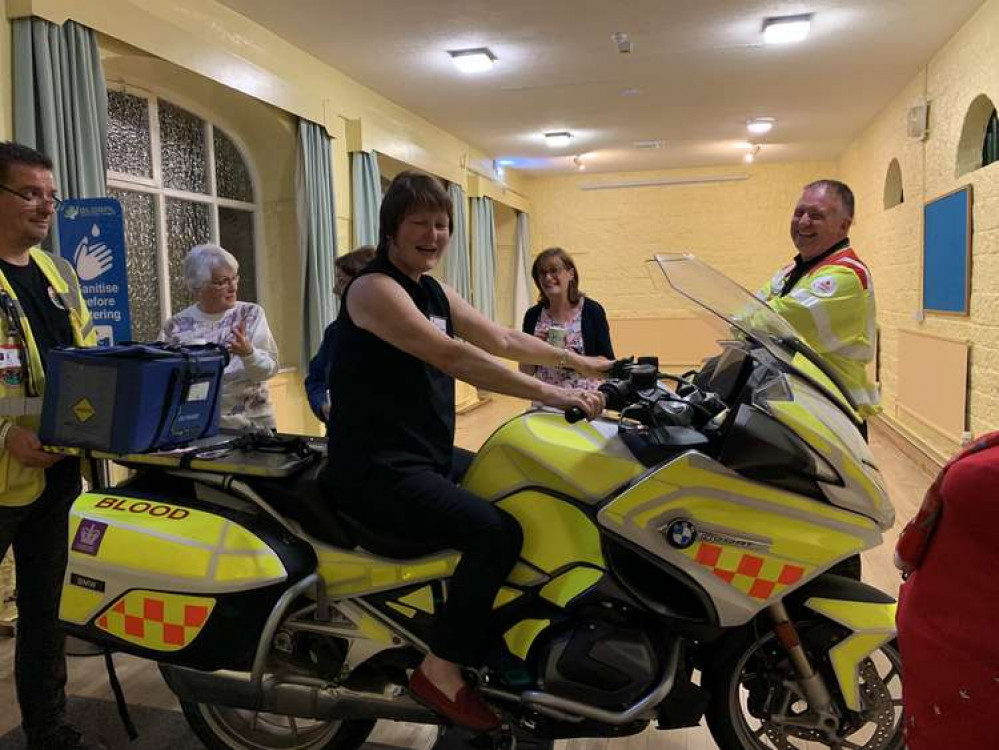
[983,108,999,168]
[956,94,999,177]
[883,158,904,209]
[105,88,259,341]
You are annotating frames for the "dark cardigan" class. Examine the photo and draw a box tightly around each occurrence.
[522,297,615,359]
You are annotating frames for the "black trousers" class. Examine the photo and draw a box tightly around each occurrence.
[0,460,81,741]
[336,455,523,665]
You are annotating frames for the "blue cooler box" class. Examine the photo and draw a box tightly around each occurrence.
[40,343,228,453]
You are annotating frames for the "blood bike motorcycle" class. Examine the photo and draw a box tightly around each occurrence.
[58,254,903,750]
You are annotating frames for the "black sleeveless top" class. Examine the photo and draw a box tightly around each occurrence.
[322,256,456,490]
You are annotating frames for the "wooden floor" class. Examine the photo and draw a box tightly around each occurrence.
[0,395,931,749]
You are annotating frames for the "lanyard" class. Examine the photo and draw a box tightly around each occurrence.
[0,290,39,398]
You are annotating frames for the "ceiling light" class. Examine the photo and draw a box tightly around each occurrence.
[734,141,755,150]
[634,140,663,149]
[620,88,644,97]
[743,145,762,163]
[747,117,776,134]
[496,158,516,167]
[448,47,497,74]
[573,155,586,171]
[763,15,812,45]
[611,32,633,54]
[545,131,572,148]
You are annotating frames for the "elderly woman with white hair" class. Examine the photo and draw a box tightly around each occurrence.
[159,244,279,431]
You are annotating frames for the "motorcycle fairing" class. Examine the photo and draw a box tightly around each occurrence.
[599,452,882,627]
[760,375,893,529]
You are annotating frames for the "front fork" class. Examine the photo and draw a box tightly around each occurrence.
[768,602,842,737]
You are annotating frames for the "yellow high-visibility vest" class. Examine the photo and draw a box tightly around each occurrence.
[760,248,880,419]
[0,247,97,506]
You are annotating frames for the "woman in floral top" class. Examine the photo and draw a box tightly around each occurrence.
[521,247,615,392]
[160,244,279,432]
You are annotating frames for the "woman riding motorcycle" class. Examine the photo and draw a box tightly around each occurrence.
[321,171,608,730]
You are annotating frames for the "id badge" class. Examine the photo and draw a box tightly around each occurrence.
[429,315,448,334]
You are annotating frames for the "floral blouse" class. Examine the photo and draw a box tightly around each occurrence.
[160,301,280,432]
[530,304,602,392]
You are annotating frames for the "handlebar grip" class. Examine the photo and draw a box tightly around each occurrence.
[565,406,586,424]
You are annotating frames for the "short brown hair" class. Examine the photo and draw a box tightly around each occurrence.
[0,141,53,184]
[531,247,582,306]
[377,171,453,258]
[335,245,376,277]
[804,179,855,218]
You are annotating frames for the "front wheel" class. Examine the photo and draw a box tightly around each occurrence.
[178,699,375,750]
[703,622,904,750]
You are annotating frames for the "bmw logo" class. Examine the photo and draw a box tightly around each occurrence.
[665,519,697,549]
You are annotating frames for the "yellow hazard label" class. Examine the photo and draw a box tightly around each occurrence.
[73,398,95,423]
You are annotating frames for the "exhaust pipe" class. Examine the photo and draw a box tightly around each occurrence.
[161,664,438,724]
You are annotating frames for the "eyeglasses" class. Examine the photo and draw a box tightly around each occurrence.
[0,184,62,210]
[210,275,239,289]
[538,265,567,278]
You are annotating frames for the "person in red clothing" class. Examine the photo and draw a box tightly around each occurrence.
[896,437,999,749]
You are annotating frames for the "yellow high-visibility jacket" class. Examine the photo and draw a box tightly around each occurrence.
[0,247,97,506]
[759,248,880,419]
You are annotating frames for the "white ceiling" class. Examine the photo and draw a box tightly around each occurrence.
[218,0,984,174]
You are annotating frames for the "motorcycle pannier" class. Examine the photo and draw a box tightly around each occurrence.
[39,343,228,453]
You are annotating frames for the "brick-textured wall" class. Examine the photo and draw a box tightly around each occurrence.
[838,0,999,458]
[522,162,836,320]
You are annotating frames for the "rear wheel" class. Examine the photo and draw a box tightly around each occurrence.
[179,699,375,750]
[704,622,904,750]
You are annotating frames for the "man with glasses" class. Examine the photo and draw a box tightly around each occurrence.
[0,142,99,750]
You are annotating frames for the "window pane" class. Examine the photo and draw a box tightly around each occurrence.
[214,128,254,203]
[159,100,208,194]
[166,198,211,313]
[108,188,162,342]
[218,207,257,303]
[107,91,152,178]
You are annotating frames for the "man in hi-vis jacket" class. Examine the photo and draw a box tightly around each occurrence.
[0,142,99,750]
[759,179,880,422]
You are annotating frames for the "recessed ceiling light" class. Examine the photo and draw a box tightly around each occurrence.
[747,117,776,134]
[448,47,497,74]
[763,15,812,45]
[611,32,633,54]
[634,140,663,149]
[496,158,516,167]
[734,141,755,150]
[545,131,572,148]
[743,145,762,163]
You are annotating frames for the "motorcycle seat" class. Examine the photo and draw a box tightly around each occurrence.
[244,462,444,559]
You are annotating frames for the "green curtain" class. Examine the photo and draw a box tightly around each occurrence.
[470,196,497,322]
[297,119,338,370]
[13,17,107,199]
[514,211,533,327]
[443,182,471,300]
[351,151,381,247]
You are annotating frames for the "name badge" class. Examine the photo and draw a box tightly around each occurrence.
[0,345,22,368]
[429,315,448,334]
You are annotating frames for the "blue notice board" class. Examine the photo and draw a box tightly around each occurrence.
[923,185,972,315]
[57,198,132,346]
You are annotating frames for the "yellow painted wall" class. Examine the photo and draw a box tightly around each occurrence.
[838,0,999,459]
[522,162,836,319]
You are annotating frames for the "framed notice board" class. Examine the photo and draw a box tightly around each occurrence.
[923,185,972,315]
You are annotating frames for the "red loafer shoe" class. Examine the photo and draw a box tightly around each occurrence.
[409,667,501,732]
